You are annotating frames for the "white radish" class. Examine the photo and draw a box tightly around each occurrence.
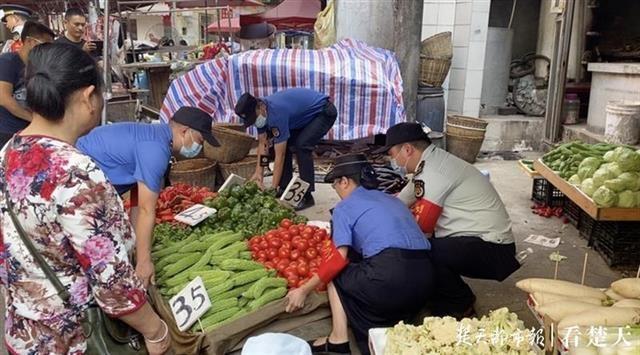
[604,288,625,301]
[611,278,640,299]
[613,299,640,308]
[558,307,640,330]
[536,300,600,323]
[516,278,606,300]
[532,292,602,306]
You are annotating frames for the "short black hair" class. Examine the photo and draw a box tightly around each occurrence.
[406,139,431,151]
[64,8,86,20]
[26,43,102,120]
[20,21,55,42]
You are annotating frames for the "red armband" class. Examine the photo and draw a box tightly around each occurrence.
[411,198,443,234]
[316,240,348,283]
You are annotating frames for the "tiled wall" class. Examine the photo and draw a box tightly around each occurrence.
[422,0,491,117]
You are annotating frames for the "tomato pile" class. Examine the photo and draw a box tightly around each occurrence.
[248,219,329,289]
[155,183,217,224]
[530,203,569,223]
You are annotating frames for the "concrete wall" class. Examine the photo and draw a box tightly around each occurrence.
[136,16,164,42]
[488,0,540,60]
[481,116,545,151]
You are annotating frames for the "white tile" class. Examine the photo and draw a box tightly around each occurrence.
[422,3,439,25]
[438,3,455,25]
[469,10,489,42]
[453,25,470,47]
[421,25,439,41]
[467,41,486,70]
[463,98,481,116]
[436,25,454,34]
[447,89,464,113]
[464,70,484,99]
[472,0,490,13]
[449,68,466,90]
[451,46,468,69]
[455,2,472,25]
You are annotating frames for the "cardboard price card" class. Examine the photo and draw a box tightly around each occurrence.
[219,173,247,192]
[174,204,217,226]
[279,175,310,207]
[169,277,212,332]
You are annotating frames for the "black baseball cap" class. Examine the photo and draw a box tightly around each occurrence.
[234,92,258,127]
[324,154,371,183]
[172,107,220,146]
[373,122,430,154]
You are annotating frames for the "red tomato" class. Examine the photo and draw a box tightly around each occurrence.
[269,238,282,248]
[287,276,299,288]
[257,250,267,260]
[280,218,293,229]
[282,241,292,250]
[289,226,300,236]
[257,257,266,263]
[267,249,278,260]
[303,227,314,235]
[265,230,278,239]
[310,234,322,244]
[305,248,318,260]
[276,260,289,272]
[297,278,309,288]
[310,267,319,275]
[284,268,298,279]
[301,231,313,240]
[316,229,328,239]
[272,257,281,265]
[316,243,322,252]
[289,260,299,269]
[278,247,290,259]
[295,240,309,252]
[309,259,319,268]
[290,249,301,261]
[297,262,309,277]
[259,240,269,250]
[264,261,275,269]
[292,236,303,244]
[280,232,292,242]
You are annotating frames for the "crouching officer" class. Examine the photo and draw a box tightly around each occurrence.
[375,122,520,319]
[234,88,337,211]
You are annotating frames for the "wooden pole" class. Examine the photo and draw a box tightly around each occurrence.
[554,259,559,280]
[580,252,588,285]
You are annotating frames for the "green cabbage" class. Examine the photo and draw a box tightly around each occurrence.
[592,167,615,187]
[603,150,617,163]
[637,192,640,207]
[616,148,640,172]
[604,178,626,192]
[577,157,602,180]
[617,190,637,208]
[580,178,597,197]
[592,186,618,207]
[618,172,640,191]
[568,174,582,185]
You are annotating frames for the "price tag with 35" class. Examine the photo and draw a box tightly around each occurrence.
[218,173,246,192]
[280,175,310,207]
[169,277,211,332]
[174,204,217,226]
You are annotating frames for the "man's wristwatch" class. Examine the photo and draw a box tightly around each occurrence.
[259,155,270,167]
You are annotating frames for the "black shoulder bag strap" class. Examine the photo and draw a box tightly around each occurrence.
[2,146,71,303]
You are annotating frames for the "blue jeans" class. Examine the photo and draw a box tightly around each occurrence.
[279,101,337,196]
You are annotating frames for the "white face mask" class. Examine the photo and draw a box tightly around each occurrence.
[179,130,203,158]
[390,149,408,177]
[255,115,267,128]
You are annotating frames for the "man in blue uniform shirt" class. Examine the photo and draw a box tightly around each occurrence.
[234,88,337,210]
[77,106,219,287]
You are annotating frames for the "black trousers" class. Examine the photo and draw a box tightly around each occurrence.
[333,248,434,355]
[429,236,520,317]
[0,132,14,149]
[278,101,337,196]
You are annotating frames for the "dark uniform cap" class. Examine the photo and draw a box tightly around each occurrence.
[373,122,430,154]
[172,107,220,146]
[324,154,373,183]
[0,4,33,23]
[234,92,258,127]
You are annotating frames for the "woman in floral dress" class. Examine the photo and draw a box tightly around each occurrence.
[0,44,171,354]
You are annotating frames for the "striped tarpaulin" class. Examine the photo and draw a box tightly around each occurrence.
[160,39,405,140]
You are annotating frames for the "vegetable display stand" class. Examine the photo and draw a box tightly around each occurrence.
[562,198,581,227]
[170,158,218,190]
[518,159,540,178]
[592,221,640,266]
[533,160,640,221]
[532,178,565,207]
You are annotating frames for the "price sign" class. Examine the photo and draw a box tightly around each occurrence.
[279,175,310,207]
[218,173,246,192]
[174,204,217,226]
[169,277,211,332]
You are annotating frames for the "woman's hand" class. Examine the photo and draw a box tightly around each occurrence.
[135,259,155,288]
[285,287,308,313]
[250,171,264,188]
[144,320,171,355]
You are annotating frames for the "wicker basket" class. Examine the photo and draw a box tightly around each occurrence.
[421,31,453,59]
[218,156,258,181]
[446,123,486,138]
[420,56,451,87]
[169,158,217,189]
[204,126,254,163]
[445,133,485,164]
[447,115,489,129]
[216,123,246,133]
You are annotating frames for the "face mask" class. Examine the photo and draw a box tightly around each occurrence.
[255,115,267,128]
[390,150,408,177]
[180,130,203,158]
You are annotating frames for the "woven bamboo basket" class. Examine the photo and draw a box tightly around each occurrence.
[216,123,246,133]
[204,126,254,163]
[421,31,453,59]
[218,156,258,181]
[445,133,485,164]
[446,123,486,138]
[447,115,489,129]
[420,56,451,87]
[169,158,217,189]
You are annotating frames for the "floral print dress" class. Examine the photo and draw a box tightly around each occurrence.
[0,135,147,354]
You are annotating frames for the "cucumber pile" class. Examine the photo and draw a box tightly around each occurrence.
[542,141,617,179]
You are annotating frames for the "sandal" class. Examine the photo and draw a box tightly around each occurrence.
[307,337,351,354]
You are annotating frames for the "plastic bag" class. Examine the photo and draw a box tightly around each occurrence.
[242,333,311,355]
[314,0,336,49]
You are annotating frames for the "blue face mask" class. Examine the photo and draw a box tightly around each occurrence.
[180,131,203,158]
[255,115,267,129]
[390,149,408,177]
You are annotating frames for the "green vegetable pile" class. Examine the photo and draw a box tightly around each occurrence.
[203,182,307,237]
[152,230,288,332]
[542,141,618,179]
